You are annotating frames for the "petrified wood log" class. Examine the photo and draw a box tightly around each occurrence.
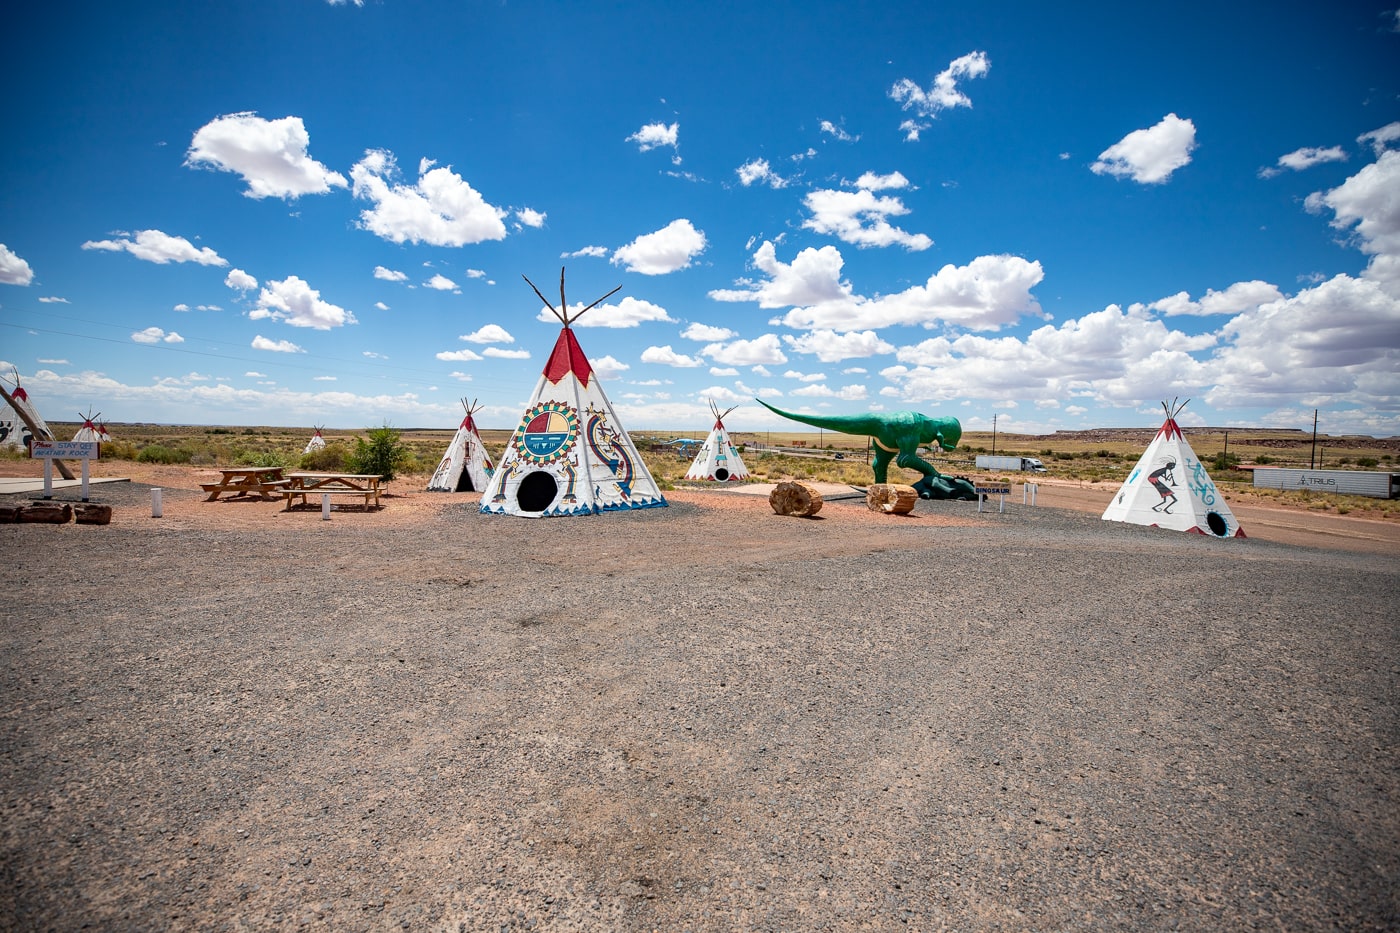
[74,504,113,525]
[0,505,22,523]
[866,483,918,514]
[19,503,73,524]
[769,481,823,517]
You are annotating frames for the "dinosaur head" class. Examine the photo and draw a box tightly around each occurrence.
[928,416,962,451]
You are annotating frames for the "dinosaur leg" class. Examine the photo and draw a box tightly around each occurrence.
[871,446,896,483]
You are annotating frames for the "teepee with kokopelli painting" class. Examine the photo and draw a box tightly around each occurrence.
[1101,399,1244,538]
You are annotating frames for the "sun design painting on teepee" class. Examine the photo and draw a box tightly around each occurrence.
[0,368,55,450]
[428,398,495,492]
[1102,399,1245,538]
[685,400,750,482]
[480,270,667,517]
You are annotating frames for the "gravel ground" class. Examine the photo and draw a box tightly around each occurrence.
[1,474,1397,932]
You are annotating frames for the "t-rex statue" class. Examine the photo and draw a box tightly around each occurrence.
[756,399,978,500]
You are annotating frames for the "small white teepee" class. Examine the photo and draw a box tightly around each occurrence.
[685,400,750,482]
[72,408,105,442]
[0,368,55,450]
[481,270,667,518]
[1102,399,1245,538]
[303,425,327,454]
[428,399,495,492]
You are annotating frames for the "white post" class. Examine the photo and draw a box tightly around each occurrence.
[42,459,53,499]
[1029,483,1037,506]
[80,457,91,502]
[322,493,331,521]
[151,488,163,518]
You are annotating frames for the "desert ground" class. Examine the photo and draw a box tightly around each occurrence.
[1,462,1396,931]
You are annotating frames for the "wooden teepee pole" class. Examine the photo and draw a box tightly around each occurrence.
[0,383,74,479]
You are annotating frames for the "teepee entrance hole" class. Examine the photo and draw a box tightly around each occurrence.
[516,470,558,512]
[713,467,730,481]
[1205,511,1228,536]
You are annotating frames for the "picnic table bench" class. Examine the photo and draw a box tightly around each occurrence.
[281,472,383,511]
[201,467,289,501]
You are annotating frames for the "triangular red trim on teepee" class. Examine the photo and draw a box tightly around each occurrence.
[1158,417,1184,441]
[543,327,592,386]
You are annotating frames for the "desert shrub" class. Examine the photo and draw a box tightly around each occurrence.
[98,440,139,460]
[237,450,290,469]
[1357,457,1378,468]
[1211,451,1241,472]
[137,444,192,464]
[347,424,411,481]
[300,443,348,472]
[1255,454,1275,465]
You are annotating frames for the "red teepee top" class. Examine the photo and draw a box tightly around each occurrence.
[543,327,592,386]
[12,386,28,402]
[461,414,478,432]
[1157,417,1184,441]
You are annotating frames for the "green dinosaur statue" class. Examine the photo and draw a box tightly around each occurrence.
[756,399,979,500]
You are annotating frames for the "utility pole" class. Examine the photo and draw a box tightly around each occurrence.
[991,414,998,455]
[1310,409,1318,469]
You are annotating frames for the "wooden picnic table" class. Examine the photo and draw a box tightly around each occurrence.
[200,466,289,501]
[281,472,383,511]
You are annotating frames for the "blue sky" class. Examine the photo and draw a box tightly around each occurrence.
[3,1,1398,437]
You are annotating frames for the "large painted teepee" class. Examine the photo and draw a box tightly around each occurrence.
[1102,399,1245,538]
[480,270,667,518]
[428,398,495,492]
[685,400,750,481]
[0,368,55,450]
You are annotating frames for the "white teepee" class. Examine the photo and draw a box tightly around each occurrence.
[303,425,327,454]
[71,408,104,442]
[428,399,495,492]
[480,271,668,517]
[0,368,54,450]
[685,400,750,481]
[1102,399,1245,538]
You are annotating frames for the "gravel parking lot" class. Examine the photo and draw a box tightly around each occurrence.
[2,472,1396,931]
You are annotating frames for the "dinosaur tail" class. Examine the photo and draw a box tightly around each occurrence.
[754,399,878,435]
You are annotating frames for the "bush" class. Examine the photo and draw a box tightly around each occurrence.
[300,443,348,472]
[347,424,411,481]
[1357,457,1379,468]
[1211,451,1241,472]
[137,444,193,464]
[237,450,290,469]
[1256,454,1275,465]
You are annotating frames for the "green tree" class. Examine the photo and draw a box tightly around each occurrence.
[348,424,411,481]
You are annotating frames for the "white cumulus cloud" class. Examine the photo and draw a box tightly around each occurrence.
[459,324,514,344]
[736,159,788,188]
[681,322,738,341]
[0,244,34,285]
[1306,149,1400,288]
[611,219,707,274]
[436,348,484,362]
[350,149,508,247]
[782,329,896,362]
[1091,113,1197,184]
[251,275,355,329]
[802,185,932,250]
[627,122,679,152]
[131,327,184,344]
[425,274,458,291]
[889,51,989,141]
[251,335,305,353]
[373,266,408,282]
[1260,145,1348,178]
[1149,280,1285,317]
[640,345,704,368]
[185,112,348,199]
[224,268,257,291]
[702,334,788,366]
[82,229,227,266]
